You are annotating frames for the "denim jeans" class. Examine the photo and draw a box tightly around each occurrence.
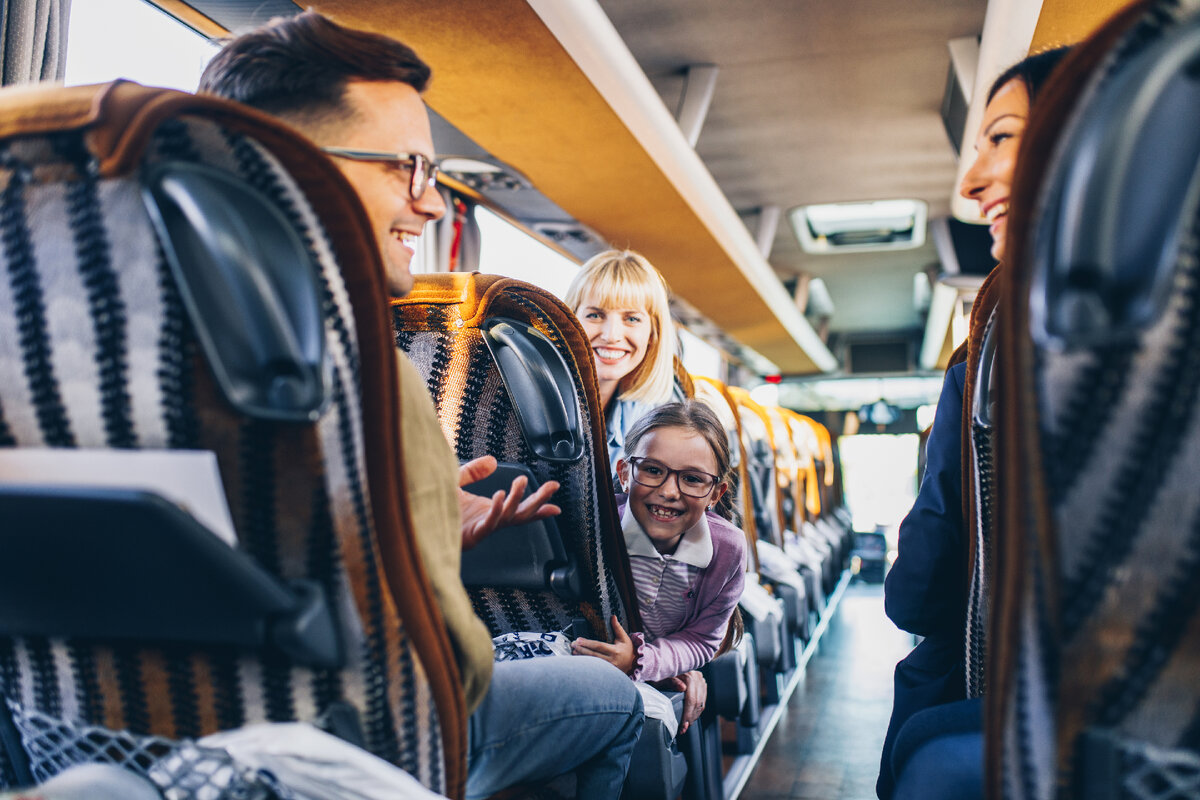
[466,656,644,800]
[891,731,982,800]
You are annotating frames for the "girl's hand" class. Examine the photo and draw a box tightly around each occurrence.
[654,671,708,734]
[570,615,636,674]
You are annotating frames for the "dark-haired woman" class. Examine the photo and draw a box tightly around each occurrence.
[878,46,1071,800]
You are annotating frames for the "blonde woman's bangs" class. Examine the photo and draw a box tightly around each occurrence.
[568,253,666,317]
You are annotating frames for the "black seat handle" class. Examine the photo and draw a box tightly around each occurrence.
[482,317,584,463]
[142,160,330,422]
[973,311,998,430]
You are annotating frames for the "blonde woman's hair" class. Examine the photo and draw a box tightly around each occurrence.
[564,249,676,405]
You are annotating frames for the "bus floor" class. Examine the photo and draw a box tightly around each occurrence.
[741,581,913,800]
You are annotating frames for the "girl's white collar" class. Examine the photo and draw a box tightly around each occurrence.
[621,501,714,567]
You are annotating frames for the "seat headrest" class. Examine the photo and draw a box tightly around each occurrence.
[1031,14,1200,349]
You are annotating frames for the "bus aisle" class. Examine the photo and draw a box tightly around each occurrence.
[743,582,912,800]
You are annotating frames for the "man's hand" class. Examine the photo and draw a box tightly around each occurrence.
[571,615,636,674]
[458,455,561,550]
[653,670,708,734]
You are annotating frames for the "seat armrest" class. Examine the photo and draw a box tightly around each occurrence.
[702,649,747,719]
[460,462,581,600]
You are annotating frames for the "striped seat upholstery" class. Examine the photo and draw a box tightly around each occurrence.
[990,2,1200,796]
[392,273,641,642]
[0,82,464,797]
[964,308,997,702]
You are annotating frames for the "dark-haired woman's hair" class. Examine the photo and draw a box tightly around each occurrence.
[624,401,735,522]
[987,45,1073,105]
[199,11,431,132]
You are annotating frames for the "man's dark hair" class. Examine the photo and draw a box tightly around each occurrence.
[199,11,430,132]
[987,45,1072,105]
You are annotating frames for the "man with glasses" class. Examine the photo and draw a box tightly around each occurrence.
[200,12,642,800]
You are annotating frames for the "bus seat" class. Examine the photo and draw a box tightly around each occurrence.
[0,81,463,797]
[702,637,749,723]
[807,516,842,596]
[789,525,829,613]
[625,685,722,800]
[739,578,789,699]
[730,631,763,753]
[392,272,640,642]
[755,541,812,641]
[991,2,1200,796]
[678,710,723,800]
[890,698,982,800]
[699,607,752,746]
[394,273,693,792]
[396,274,749,798]
[624,690,688,800]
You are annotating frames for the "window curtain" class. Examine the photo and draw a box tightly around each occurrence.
[411,189,483,275]
[450,197,480,273]
[1,0,71,85]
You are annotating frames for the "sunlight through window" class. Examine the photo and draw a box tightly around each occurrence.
[838,433,918,539]
[65,0,219,91]
[476,208,581,299]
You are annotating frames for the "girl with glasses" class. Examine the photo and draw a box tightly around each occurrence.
[572,401,745,735]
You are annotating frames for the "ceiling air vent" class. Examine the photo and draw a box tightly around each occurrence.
[845,337,914,374]
[790,199,928,254]
[930,216,995,288]
[439,157,532,193]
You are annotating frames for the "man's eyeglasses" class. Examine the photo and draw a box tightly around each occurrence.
[628,457,719,498]
[321,147,440,201]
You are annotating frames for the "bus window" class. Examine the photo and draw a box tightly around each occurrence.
[475,207,580,297]
[837,432,919,539]
[64,0,217,91]
[679,328,722,378]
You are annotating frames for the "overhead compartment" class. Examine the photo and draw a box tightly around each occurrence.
[302,0,837,374]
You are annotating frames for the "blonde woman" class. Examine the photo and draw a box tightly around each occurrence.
[564,250,680,473]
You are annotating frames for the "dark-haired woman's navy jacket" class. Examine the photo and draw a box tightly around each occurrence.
[877,361,970,799]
